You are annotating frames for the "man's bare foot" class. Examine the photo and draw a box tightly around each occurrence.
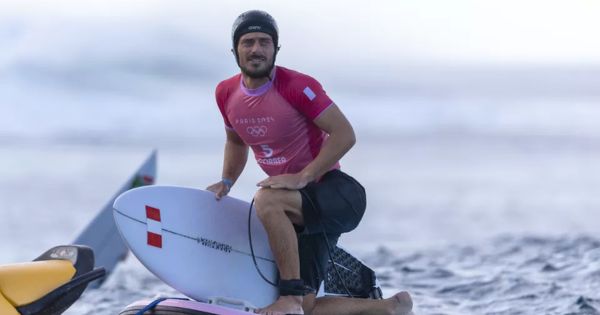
[256,295,304,315]
[386,291,414,315]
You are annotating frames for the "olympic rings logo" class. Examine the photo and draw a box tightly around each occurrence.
[246,125,268,137]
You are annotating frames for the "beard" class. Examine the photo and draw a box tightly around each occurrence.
[239,54,276,79]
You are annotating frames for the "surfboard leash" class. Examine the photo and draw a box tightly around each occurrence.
[248,198,279,287]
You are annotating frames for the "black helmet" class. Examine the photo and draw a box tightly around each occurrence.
[231,10,279,63]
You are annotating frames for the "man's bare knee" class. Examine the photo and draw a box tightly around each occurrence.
[254,188,283,220]
[254,188,303,225]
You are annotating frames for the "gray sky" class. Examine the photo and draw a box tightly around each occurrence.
[2,0,600,66]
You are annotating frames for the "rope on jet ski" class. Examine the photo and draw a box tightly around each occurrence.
[134,297,190,315]
[134,298,168,315]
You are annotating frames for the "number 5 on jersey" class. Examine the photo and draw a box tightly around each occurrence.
[260,144,273,158]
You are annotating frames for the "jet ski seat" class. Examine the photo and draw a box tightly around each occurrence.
[0,245,105,315]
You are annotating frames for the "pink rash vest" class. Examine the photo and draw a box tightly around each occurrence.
[215,66,340,176]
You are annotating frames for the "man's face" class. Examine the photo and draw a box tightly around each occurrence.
[237,32,276,79]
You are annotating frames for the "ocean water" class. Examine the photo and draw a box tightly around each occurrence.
[2,13,600,315]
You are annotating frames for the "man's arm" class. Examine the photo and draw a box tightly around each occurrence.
[207,128,249,199]
[257,104,355,189]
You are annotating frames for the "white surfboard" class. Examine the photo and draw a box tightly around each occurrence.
[113,186,278,308]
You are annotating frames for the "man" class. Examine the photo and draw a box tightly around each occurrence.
[207,10,413,315]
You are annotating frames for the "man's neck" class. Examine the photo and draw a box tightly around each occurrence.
[241,66,276,89]
[242,75,270,89]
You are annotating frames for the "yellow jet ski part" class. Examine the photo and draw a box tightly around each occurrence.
[0,291,20,315]
[0,260,76,307]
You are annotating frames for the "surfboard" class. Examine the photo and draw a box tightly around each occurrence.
[113,186,278,308]
[73,150,157,287]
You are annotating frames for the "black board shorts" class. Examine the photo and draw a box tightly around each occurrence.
[297,169,366,291]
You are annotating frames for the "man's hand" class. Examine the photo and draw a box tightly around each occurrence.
[206,180,231,200]
[257,173,312,190]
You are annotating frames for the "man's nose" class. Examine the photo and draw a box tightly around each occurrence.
[250,42,262,53]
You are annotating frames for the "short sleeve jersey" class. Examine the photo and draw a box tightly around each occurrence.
[215,66,340,176]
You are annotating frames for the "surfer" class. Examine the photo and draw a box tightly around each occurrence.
[207,10,413,315]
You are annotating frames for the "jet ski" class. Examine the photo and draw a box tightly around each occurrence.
[0,245,105,315]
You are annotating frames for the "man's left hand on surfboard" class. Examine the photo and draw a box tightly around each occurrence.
[206,181,231,200]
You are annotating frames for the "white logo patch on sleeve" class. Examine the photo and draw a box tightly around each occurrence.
[303,86,317,101]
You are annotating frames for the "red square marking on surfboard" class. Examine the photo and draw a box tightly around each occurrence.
[145,205,161,221]
[147,232,162,248]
